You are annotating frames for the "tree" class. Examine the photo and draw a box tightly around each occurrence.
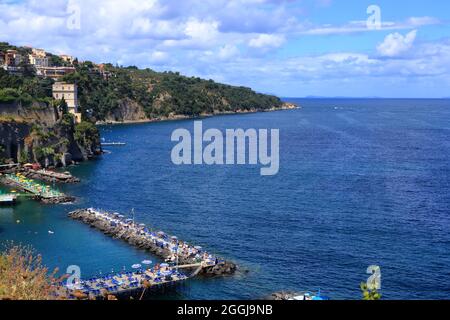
[59,97,68,114]
[18,61,36,78]
[41,147,55,168]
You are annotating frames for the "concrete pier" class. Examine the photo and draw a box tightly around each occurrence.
[69,209,237,276]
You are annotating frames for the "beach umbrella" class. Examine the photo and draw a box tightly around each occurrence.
[171,236,178,240]
[160,263,169,268]
[141,260,152,265]
[194,246,202,250]
[132,264,142,269]
[139,223,146,227]
[161,270,172,276]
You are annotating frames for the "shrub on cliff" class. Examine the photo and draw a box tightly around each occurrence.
[0,87,35,107]
[0,244,61,300]
[0,88,21,104]
[74,121,100,148]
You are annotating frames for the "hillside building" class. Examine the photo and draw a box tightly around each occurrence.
[52,82,82,123]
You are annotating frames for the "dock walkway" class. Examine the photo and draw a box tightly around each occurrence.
[1,173,75,204]
[58,267,189,300]
[101,142,126,146]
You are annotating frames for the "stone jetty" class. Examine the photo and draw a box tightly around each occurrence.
[69,209,237,276]
[23,169,80,184]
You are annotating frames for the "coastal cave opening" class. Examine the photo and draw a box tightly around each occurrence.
[0,144,6,158]
[9,143,18,163]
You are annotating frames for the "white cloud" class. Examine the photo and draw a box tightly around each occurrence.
[184,18,219,43]
[377,30,417,57]
[218,44,239,60]
[0,0,448,97]
[298,17,440,36]
[149,51,169,64]
[406,16,441,27]
[248,34,285,48]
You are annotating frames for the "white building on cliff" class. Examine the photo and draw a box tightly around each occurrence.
[52,82,82,123]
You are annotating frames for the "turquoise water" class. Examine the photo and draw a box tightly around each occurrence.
[1,99,450,299]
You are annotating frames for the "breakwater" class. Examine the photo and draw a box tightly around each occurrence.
[23,169,80,184]
[69,209,237,276]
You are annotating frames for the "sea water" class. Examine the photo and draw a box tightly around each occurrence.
[1,99,449,300]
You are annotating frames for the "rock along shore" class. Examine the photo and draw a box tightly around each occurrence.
[22,169,80,184]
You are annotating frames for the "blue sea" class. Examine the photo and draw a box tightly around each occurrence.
[1,99,450,300]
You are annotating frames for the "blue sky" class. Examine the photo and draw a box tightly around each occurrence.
[1,0,450,97]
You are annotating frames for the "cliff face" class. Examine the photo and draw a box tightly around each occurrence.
[99,95,297,124]
[104,98,147,123]
[0,102,58,126]
[0,103,101,167]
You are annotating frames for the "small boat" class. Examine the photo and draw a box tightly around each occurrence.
[0,194,17,206]
[288,291,330,301]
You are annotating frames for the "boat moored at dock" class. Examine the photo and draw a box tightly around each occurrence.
[0,193,17,205]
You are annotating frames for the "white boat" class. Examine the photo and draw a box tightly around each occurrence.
[0,194,17,205]
[288,291,330,301]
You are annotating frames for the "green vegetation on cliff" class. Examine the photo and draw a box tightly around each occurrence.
[0,109,101,166]
[0,41,284,165]
[62,63,283,121]
[0,69,53,105]
[1,42,284,122]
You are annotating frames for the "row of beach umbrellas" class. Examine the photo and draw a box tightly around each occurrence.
[131,259,153,269]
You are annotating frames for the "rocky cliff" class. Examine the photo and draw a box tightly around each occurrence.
[100,97,298,124]
[0,102,58,126]
[104,98,148,123]
[0,103,101,167]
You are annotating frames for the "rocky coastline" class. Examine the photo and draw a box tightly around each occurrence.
[0,105,101,169]
[22,169,80,184]
[268,291,300,300]
[96,102,299,125]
